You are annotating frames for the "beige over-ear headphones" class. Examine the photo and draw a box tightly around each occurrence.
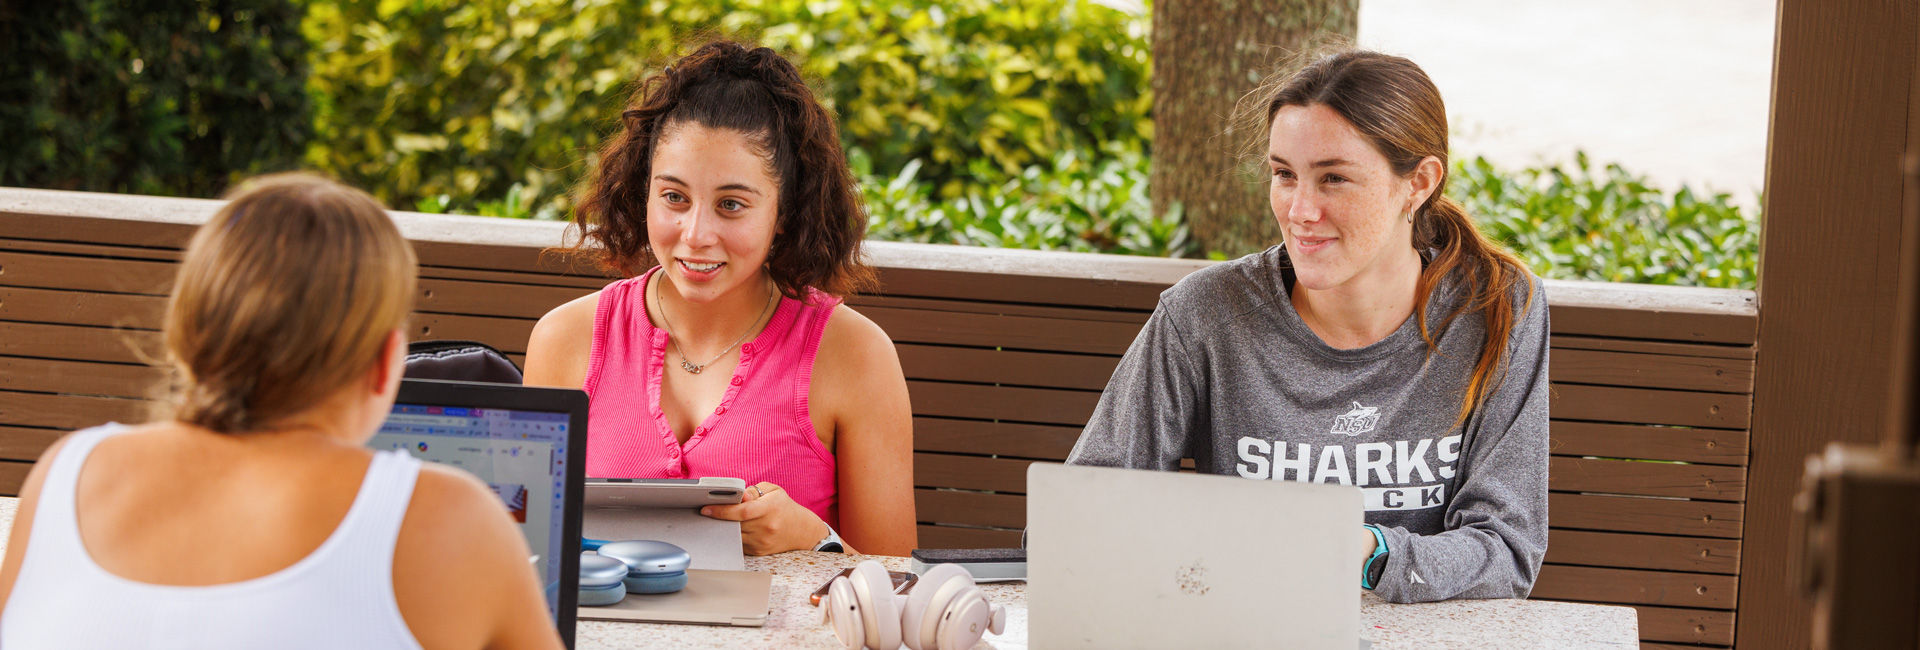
[821,560,1008,650]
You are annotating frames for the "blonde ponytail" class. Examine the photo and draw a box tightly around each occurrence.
[165,173,417,434]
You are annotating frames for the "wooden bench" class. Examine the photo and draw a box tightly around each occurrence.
[0,187,1754,649]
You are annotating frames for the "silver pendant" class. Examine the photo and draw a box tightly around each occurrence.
[681,360,704,374]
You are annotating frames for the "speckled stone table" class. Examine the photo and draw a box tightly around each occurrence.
[0,497,1636,649]
[577,551,1638,650]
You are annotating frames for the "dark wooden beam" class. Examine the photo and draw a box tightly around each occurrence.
[1744,1,1920,648]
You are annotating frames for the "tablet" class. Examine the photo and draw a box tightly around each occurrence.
[577,479,768,627]
[584,477,747,509]
[583,477,749,571]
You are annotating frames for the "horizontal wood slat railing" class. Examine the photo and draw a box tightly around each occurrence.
[0,187,1756,649]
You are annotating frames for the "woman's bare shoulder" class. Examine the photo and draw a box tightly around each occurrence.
[533,290,603,339]
[392,462,542,647]
[810,303,907,422]
[524,290,603,388]
[816,303,900,376]
[405,464,518,536]
[395,463,532,589]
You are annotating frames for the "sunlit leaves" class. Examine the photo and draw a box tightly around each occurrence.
[859,147,1761,290]
[1454,153,1760,290]
[861,143,1194,258]
[300,0,1151,218]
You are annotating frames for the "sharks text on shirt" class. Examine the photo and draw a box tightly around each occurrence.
[1233,434,1461,511]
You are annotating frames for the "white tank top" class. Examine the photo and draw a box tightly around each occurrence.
[1,424,426,649]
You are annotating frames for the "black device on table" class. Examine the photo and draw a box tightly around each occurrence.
[909,548,1026,582]
[369,379,589,649]
[805,547,1028,608]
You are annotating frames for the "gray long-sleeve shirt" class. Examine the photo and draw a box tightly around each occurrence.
[1066,246,1550,603]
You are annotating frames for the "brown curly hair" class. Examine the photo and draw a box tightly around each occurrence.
[573,40,876,300]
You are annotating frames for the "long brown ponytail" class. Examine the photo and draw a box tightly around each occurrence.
[1249,49,1535,424]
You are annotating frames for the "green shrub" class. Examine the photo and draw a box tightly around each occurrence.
[300,0,1149,218]
[1455,153,1760,290]
[858,149,1760,288]
[860,143,1193,257]
[860,147,1763,291]
[0,0,310,197]
[447,145,1760,290]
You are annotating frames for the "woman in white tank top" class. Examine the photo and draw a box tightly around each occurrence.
[0,174,563,650]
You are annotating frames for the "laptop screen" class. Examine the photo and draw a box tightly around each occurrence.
[371,403,573,618]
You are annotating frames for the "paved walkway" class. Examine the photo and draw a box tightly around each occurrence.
[1359,0,1774,205]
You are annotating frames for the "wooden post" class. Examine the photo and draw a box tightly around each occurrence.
[1150,0,1356,257]
[1745,1,1920,647]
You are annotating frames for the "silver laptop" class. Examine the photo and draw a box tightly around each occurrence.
[1027,463,1363,650]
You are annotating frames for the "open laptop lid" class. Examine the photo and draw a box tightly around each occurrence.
[372,379,588,648]
[1027,463,1362,650]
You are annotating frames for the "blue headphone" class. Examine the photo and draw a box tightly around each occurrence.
[578,539,692,606]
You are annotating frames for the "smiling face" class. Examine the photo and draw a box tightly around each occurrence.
[646,123,781,303]
[1268,103,1431,293]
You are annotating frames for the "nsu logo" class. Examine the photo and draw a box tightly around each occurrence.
[1330,402,1380,436]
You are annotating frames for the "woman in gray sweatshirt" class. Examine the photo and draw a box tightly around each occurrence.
[1066,49,1549,604]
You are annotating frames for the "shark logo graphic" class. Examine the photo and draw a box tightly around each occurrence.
[1330,402,1380,436]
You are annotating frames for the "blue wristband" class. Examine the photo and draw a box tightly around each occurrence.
[1360,524,1389,590]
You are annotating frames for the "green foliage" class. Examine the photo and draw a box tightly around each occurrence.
[860,144,1193,257]
[300,0,1150,218]
[868,148,1764,286]
[16,0,1756,291]
[0,0,311,197]
[1454,152,1760,290]
[859,147,1763,290]
[451,146,1759,289]
[788,0,1152,195]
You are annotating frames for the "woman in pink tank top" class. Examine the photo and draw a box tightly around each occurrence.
[524,42,917,556]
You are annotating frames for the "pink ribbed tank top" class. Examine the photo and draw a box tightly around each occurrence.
[584,268,840,527]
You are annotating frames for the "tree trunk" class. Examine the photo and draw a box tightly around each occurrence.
[1152,0,1357,258]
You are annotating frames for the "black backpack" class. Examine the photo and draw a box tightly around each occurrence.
[403,340,523,384]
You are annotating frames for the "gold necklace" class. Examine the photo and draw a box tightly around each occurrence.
[654,275,778,374]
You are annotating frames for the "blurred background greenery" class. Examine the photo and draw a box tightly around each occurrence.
[1,0,1758,289]
[1,0,311,198]
[302,0,1150,223]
